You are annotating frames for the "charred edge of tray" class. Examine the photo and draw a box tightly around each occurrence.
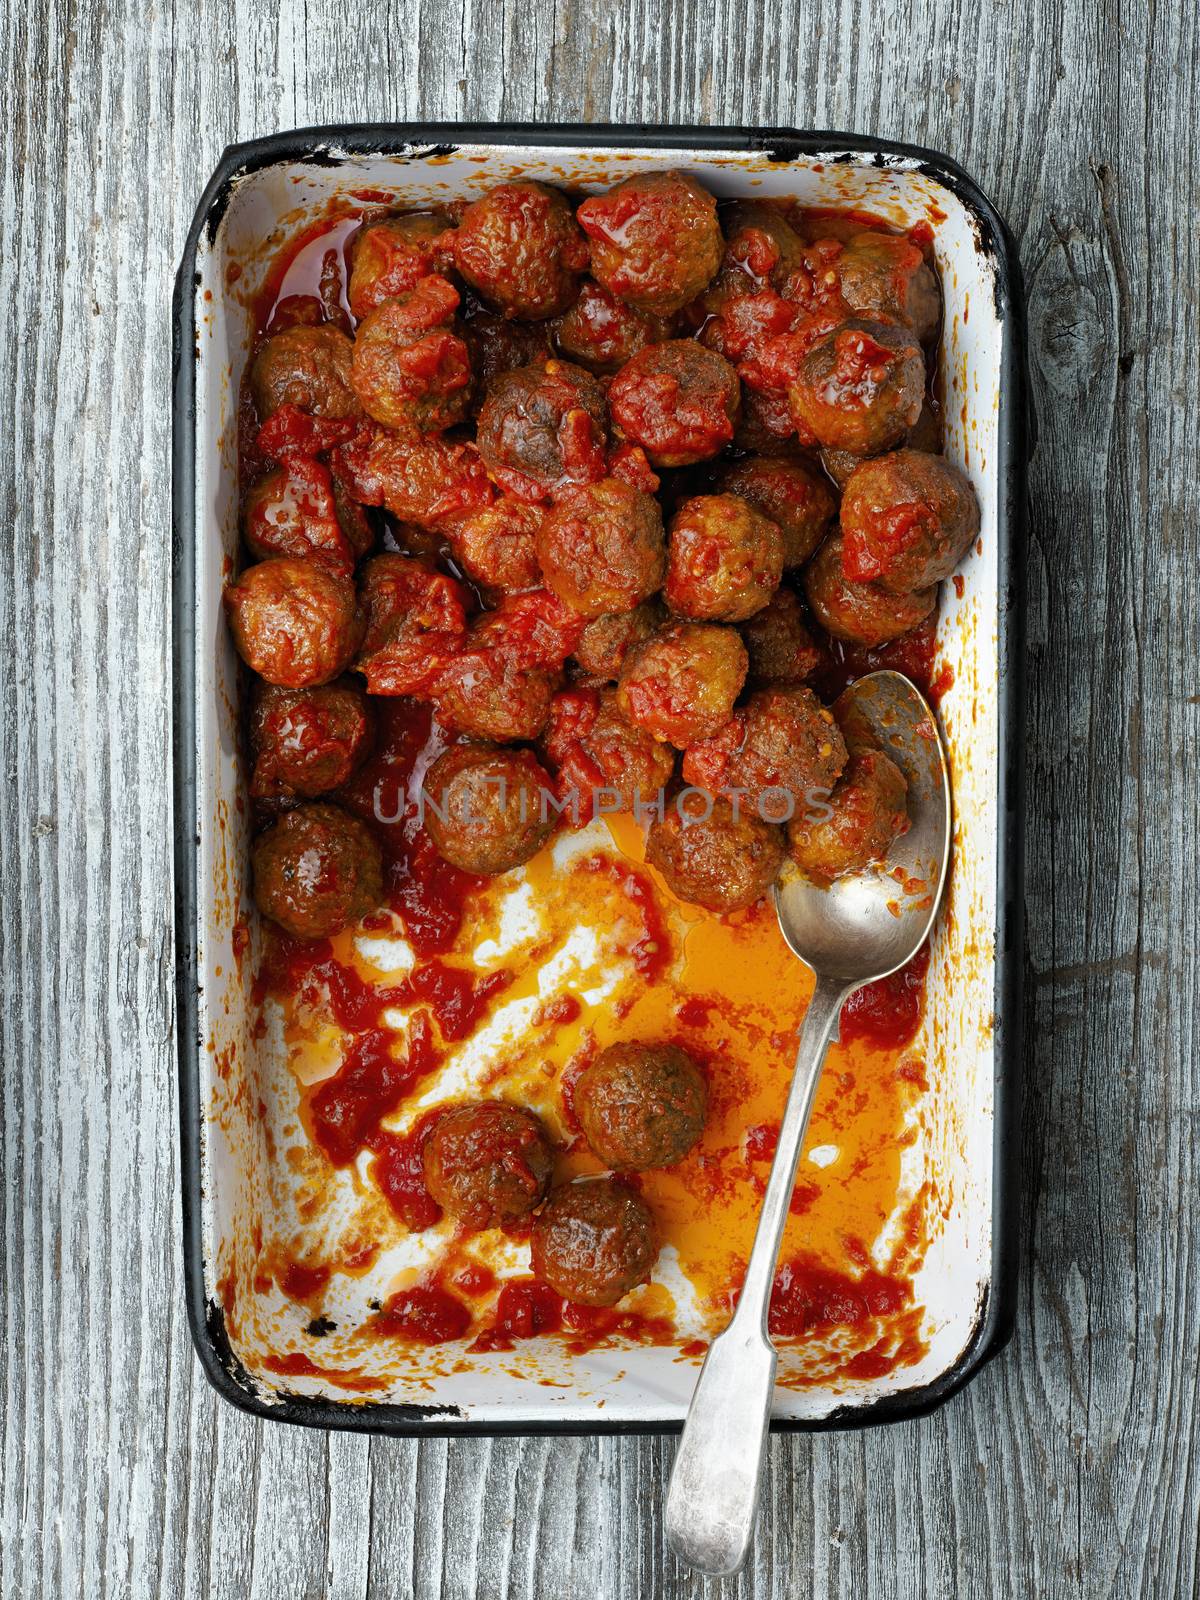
[204,1297,263,1399]
[203,1299,470,1425]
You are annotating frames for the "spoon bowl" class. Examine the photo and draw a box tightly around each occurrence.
[665,672,951,1577]
[774,669,952,981]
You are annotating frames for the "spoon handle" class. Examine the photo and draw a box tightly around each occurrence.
[664,973,848,1577]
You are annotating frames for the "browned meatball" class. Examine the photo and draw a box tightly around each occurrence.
[422,744,556,873]
[646,791,784,913]
[609,342,740,468]
[709,199,808,302]
[350,276,472,434]
[423,1102,554,1230]
[449,496,545,593]
[716,455,835,568]
[789,319,924,455]
[223,559,364,689]
[531,1178,658,1306]
[741,587,822,687]
[535,479,666,617]
[788,745,909,882]
[839,449,980,593]
[834,231,940,344]
[575,1043,707,1170]
[665,493,784,623]
[250,325,358,420]
[477,359,608,502]
[541,687,676,814]
[804,535,937,647]
[249,680,374,800]
[453,181,588,320]
[577,170,722,316]
[617,622,748,747]
[553,279,672,373]
[571,599,664,683]
[682,686,847,817]
[432,619,558,743]
[348,211,453,318]
[252,802,382,939]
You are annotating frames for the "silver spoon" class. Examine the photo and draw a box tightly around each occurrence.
[664,670,952,1577]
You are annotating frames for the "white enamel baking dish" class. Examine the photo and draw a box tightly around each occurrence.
[172,124,1027,1435]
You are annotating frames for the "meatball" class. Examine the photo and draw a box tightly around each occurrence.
[575,1043,707,1170]
[616,621,748,747]
[250,325,358,421]
[541,687,676,815]
[453,181,588,320]
[423,744,556,874]
[682,686,847,817]
[553,279,672,373]
[243,456,360,572]
[224,558,364,689]
[249,680,374,800]
[646,791,784,913]
[715,455,834,569]
[740,587,822,688]
[839,449,980,593]
[788,744,909,883]
[477,359,608,502]
[252,802,382,939]
[804,535,937,647]
[577,170,722,316]
[788,319,924,455]
[449,496,545,593]
[355,554,469,696]
[350,276,472,434]
[664,493,784,623]
[462,309,554,408]
[709,199,808,302]
[609,342,740,468]
[422,1102,555,1230]
[531,1177,658,1307]
[333,428,494,530]
[833,231,940,344]
[348,211,453,319]
[535,478,666,617]
[432,608,561,743]
[571,599,664,683]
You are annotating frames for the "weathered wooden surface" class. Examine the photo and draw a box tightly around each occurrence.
[2,0,1197,1594]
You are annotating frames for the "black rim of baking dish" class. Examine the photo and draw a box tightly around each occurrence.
[172,121,1028,1439]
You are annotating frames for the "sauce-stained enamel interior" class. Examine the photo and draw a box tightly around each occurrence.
[189,141,1003,1425]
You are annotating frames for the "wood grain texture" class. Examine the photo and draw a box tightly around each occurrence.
[1,0,1197,1594]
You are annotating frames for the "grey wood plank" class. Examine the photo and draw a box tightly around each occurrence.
[2,0,1198,1595]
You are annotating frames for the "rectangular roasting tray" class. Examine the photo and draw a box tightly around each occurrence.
[172,124,1027,1436]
